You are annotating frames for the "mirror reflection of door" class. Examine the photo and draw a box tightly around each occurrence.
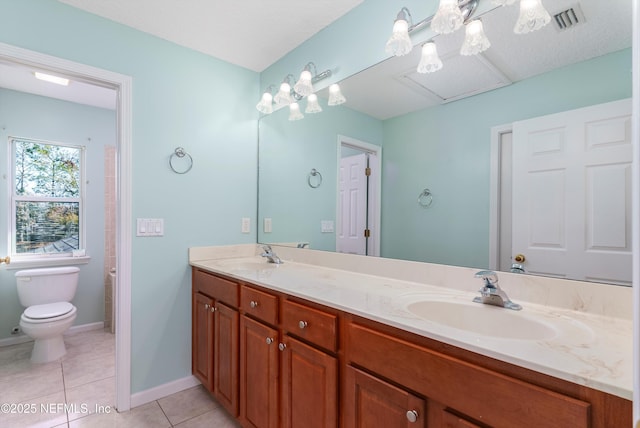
[336,139,380,256]
[497,99,632,285]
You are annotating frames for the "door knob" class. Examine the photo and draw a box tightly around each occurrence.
[514,254,526,263]
[250,301,259,308]
[298,321,308,329]
[265,337,274,345]
[278,343,287,351]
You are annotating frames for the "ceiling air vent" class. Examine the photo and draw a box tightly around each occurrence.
[552,4,585,31]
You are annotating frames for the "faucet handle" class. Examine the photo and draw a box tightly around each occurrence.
[474,270,498,287]
[261,245,272,253]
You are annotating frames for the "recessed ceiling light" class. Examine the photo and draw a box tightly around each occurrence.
[34,71,70,86]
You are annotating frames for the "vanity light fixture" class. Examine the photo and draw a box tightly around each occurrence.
[288,102,304,121]
[513,0,551,34]
[460,19,491,56]
[327,84,346,106]
[256,62,341,120]
[385,7,414,57]
[417,42,443,73]
[34,71,70,86]
[305,93,323,114]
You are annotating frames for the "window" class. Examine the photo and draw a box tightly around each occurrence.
[10,138,84,256]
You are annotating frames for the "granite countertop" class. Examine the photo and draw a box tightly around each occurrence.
[190,253,632,400]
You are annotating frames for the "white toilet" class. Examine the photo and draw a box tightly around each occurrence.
[15,266,79,363]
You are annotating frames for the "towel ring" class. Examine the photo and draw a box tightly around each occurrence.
[418,188,433,208]
[169,147,193,174]
[308,168,322,188]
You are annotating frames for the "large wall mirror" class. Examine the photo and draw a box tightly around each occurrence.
[258,0,633,285]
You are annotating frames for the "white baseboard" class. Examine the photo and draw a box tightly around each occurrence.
[130,375,201,409]
[0,321,105,347]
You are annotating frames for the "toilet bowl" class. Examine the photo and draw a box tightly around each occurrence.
[15,267,80,363]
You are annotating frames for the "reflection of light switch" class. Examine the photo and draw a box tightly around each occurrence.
[264,218,272,233]
[242,217,251,233]
[321,220,334,233]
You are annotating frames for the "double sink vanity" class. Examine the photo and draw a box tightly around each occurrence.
[189,244,632,427]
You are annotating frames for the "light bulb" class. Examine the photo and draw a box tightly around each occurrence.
[385,18,413,56]
[514,0,551,34]
[305,94,323,114]
[288,102,304,121]
[274,82,293,105]
[327,84,346,106]
[255,91,273,114]
[431,0,464,35]
[294,69,314,96]
[460,20,491,56]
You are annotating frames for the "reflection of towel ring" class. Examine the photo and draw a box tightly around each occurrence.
[169,147,193,174]
[418,188,433,208]
[308,168,322,188]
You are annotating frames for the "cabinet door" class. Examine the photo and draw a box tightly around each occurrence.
[214,302,239,416]
[344,365,426,428]
[240,315,279,428]
[281,336,337,428]
[192,292,214,391]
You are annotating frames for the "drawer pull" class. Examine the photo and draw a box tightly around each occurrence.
[211,306,216,312]
[204,303,210,310]
[298,320,308,329]
[266,337,274,345]
[406,410,419,423]
[278,343,287,351]
[250,301,259,309]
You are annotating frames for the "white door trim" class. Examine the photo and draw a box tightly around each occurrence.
[336,135,381,257]
[489,124,513,271]
[632,0,639,423]
[0,42,134,412]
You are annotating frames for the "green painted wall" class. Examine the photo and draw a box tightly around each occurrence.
[0,0,258,394]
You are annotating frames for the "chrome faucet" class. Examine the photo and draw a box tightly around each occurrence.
[260,245,283,264]
[472,270,522,310]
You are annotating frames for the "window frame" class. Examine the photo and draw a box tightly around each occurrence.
[8,136,87,261]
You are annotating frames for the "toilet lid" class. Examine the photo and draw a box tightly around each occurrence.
[24,302,74,319]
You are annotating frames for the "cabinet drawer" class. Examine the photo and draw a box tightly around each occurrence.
[193,268,239,307]
[347,323,590,428]
[282,300,337,352]
[241,285,278,325]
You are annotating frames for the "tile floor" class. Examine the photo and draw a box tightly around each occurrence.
[0,329,239,427]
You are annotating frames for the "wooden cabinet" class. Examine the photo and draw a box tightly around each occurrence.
[344,365,426,428]
[280,300,338,428]
[193,268,631,428]
[239,315,279,428]
[192,292,214,391]
[192,268,240,416]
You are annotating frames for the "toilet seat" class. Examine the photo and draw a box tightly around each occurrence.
[22,302,76,323]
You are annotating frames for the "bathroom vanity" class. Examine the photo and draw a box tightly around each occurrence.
[189,245,632,428]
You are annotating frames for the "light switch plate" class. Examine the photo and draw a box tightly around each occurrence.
[242,217,251,233]
[264,218,272,233]
[321,220,334,233]
[137,218,164,237]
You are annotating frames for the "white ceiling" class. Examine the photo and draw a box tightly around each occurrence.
[57,0,364,73]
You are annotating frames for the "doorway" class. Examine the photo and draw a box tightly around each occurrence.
[336,135,381,256]
[0,42,133,412]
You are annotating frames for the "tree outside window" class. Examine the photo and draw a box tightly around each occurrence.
[11,138,83,254]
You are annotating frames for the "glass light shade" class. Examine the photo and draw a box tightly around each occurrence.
[294,70,314,96]
[460,20,491,56]
[513,0,551,34]
[305,94,323,114]
[288,102,304,121]
[385,19,413,57]
[430,0,464,35]
[417,42,443,74]
[327,84,346,106]
[491,0,516,5]
[274,82,293,105]
[255,91,273,114]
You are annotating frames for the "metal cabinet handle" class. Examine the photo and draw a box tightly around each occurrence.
[204,303,210,310]
[250,301,259,309]
[278,343,287,351]
[266,337,274,345]
[298,321,308,329]
[406,410,419,423]
[211,306,216,313]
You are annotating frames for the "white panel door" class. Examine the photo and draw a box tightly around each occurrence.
[512,99,632,284]
[337,153,368,255]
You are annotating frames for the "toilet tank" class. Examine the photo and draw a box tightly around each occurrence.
[15,266,80,307]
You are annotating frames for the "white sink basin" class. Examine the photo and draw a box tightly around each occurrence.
[406,300,558,340]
